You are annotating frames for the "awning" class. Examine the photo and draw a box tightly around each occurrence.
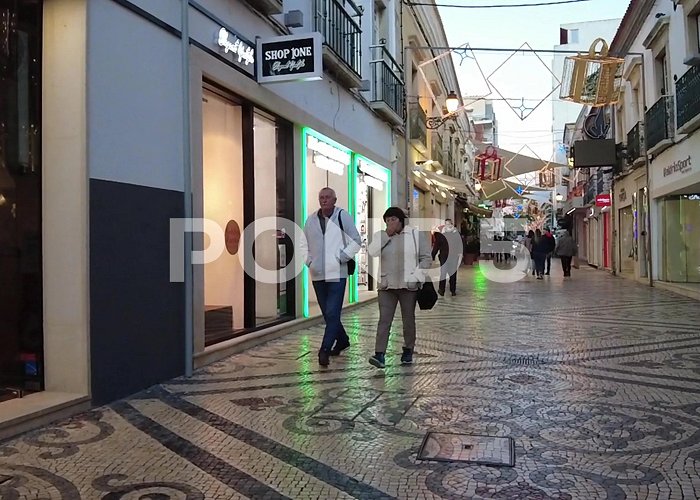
[474,141,569,177]
[479,179,551,201]
[418,169,476,196]
[465,203,493,217]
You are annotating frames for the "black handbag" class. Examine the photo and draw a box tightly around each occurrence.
[337,210,356,275]
[417,280,438,310]
[412,229,438,310]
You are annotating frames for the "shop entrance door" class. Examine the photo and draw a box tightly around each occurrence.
[1,0,43,402]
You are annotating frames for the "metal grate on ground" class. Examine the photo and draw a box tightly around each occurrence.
[417,432,515,467]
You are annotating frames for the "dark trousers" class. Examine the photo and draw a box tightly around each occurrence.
[560,256,573,276]
[545,253,552,274]
[533,253,547,276]
[313,279,348,352]
[439,260,457,294]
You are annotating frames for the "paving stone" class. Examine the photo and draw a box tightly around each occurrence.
[2,267,700,498]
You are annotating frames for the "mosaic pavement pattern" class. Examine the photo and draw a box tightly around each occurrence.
[2,266,700,499]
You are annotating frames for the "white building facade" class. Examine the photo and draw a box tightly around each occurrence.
[610,0,700,295]
[1,0,458,438]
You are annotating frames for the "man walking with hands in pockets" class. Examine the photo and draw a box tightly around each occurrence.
[303,187,361,367]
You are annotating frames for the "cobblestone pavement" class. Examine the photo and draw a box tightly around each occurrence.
[2,265,700,499]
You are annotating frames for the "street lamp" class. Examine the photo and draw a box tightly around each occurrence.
[445,91,459,113]
[556,193,564,202]
[474,181,482,191]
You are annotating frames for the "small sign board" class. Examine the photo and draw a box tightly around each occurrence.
[595,193,612,207]
[257,32,323,83]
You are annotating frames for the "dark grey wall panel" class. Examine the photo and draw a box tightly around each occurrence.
[90,179,185,405]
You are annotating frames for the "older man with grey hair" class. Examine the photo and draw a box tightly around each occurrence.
[303,187,361,366]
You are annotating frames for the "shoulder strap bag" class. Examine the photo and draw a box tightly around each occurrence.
[412,229,438,310]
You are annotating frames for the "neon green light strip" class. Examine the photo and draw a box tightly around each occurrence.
[301,128,309,318]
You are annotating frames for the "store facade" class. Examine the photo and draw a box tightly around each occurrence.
[650,132,700,284]
[1,0,396,437]
[612,170,648,281]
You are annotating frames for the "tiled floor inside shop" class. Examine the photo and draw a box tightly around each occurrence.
[2,264,700,499]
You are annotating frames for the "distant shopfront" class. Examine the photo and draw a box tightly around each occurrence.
[613,170,648,280]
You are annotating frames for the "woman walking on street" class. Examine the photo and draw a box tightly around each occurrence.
[367,207,432,368]
[523,230,535,275]
[555,229,578,278]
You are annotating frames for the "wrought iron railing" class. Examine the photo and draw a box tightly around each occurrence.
[409,102,427,146]
[313,0,362,77]
[626,122,642,165]
[676,64,700,130]
[369,45,404,119]
[645,95,674,150]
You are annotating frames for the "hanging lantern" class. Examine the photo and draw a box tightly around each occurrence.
[474,146,502,181]
[560,38,624,107]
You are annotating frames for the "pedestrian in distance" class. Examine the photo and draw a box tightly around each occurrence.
[555,229,578,278]
[543,227,556,275]
[303,187,361,367]
[532,229,549,280]
[523,230,535,275]
[367,207,431,369]
[431,219,461,297]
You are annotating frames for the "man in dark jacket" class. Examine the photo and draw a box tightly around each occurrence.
[543,228,556,275]
[432,219,462,296]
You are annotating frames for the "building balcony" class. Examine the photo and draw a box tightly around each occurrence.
[368,45,404,126]
[645,95,675,156]
[626,122,644,168]
[409,102,427,153]
[313,0,362,88]
[241,0,282,15]
[676,64,700,135]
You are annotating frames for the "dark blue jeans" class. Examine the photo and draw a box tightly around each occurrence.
[533,252,547,275]
[312,279,348,352]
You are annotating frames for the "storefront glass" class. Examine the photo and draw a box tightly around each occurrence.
[354,156,390,297]
[619,207,635,274]
[661,195,700,283]
[301,128,352,316]
[0,0,43,402]
[202,86,294,345]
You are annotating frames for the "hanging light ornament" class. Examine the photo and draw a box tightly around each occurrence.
[560,38,624,107]
[474,145,502,181]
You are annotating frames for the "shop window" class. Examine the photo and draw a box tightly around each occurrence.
[662,195,700,283]
[201,86,294,346]
[0,0,43,402]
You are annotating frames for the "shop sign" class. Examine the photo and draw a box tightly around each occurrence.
[307,135,350,176]
[257,33,323,83]
[216,27,255,74]
[663,155,692,178]
[595,193,612,207]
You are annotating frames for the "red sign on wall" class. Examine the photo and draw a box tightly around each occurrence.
[595,193,612,207]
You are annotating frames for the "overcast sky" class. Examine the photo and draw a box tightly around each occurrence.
[438,0,630,161]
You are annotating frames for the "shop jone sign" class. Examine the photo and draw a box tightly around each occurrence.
[257,33,323,83]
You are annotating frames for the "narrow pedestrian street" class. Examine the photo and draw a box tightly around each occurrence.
[2,266,700,499]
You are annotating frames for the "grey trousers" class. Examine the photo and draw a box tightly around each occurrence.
[375,289,418,353]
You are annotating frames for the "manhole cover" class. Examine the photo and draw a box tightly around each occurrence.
[417,432,515,466]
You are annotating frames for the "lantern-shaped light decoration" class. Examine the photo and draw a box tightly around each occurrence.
[474,145,502,181]
[560,38,624,107]
[539,166,555,188]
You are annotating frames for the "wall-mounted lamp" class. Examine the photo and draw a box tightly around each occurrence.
[556,193,564,202]
[445,91,460,113]
[474,181,482,191]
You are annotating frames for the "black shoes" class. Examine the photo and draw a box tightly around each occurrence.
[318,350,330,367]
[438,289,445,297]
[401,348,414,365]
[330,339,350,356]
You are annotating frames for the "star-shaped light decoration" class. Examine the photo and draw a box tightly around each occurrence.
[486,42,562,121]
